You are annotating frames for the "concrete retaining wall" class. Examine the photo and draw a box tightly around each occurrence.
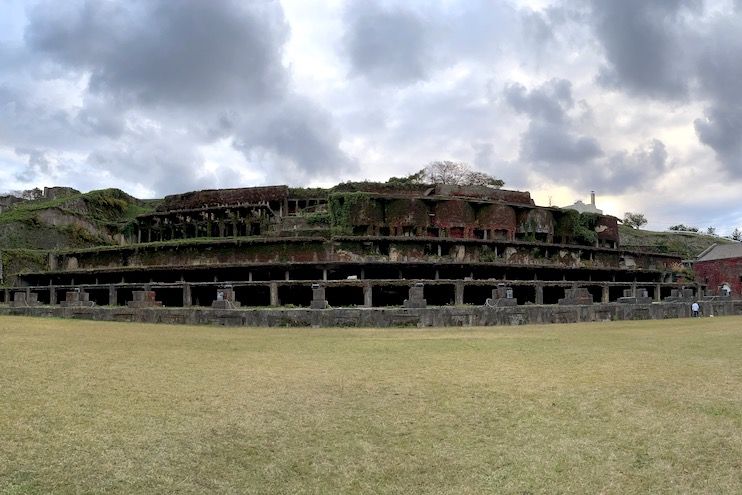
[1,300,740,328]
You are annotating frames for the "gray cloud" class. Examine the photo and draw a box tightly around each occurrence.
[692,13,742,175]
[14,147,51,182]
[694,106,742,173]
[343,2,431,84]
[520,121,603,164]
[597,139,669,192]
[26,0,289,107]
[506,79,602,166]
[589,0,697,99]
[504,79,573,124]
[505,78,672,193]
[233,97,353,184]
[5,0,355,195]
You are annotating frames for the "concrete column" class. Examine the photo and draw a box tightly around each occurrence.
[183,283,192,307]
[602,285,609,303]
[363,284,373,307]
[4,288,9,304]
[455,282,464,306]
[435,270,440,280]
[248,271,253,282]
[535,284,544,305]
[655,283,661,302]
[270,283,279,306]
[108,285,117,306]
[322,269,328,281]
[49,285,57,305]
[360,268,365,280]
[285,270,290,281]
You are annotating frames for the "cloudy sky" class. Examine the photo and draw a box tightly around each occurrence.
[2,0,742,233]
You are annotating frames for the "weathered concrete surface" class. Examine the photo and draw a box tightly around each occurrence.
[1,301,739,328]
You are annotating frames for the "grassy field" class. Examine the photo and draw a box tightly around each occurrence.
[1,316,740,494]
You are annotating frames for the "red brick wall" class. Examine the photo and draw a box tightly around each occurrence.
[433,200,476,229]
[694,257,742,295]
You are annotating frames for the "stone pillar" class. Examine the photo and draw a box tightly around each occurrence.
[535,284,544,305]
[108,285,117,306]
[363,284,373,307]
[404,283,427,308]
[3,288,9,305]
[49,285,57,305]
[183,283,192,307]
[455,282,464,306]
[310,284,328,309]
[655,283,661,302]
[285,270,290,281]
[270,282,279,306]
[602,285,610,303]
[322,269,328,281]
[127,290,162,308]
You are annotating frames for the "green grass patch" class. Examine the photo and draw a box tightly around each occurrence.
[619,224,732,258]
[1,316,740,493]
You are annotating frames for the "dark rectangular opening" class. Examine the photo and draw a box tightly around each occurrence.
[157,288,184,307]
[543,286,563,305]
[372,286,406,307]
[326,286,364,307]
[424,284,455,306]
[278,285,312,307]
[117,288,134,306]
[191,286,217,307]
[464,285,492,305]
[512,286,535,305]
[235,286,271,307]
[609,286,625,302]
[86,288,110,306]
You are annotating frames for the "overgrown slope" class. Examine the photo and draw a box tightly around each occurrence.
[0,188,154,250]
[619,225,734,259]
[0,189,158,285]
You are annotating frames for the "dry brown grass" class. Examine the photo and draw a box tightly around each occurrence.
[1,315,741,494]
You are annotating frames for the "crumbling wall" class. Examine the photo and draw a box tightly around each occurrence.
[434,185,534,205]
[433,200,476,238]
[476,204,516,240]
[386,199,430,234]
[157,186,289,212]
[517,208,555,242]
[596,215,619,247]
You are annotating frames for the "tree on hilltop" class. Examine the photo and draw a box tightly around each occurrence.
[387,161,504,188]
[623,212,647,229]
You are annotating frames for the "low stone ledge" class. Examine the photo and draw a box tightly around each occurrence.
[1,300,740,328]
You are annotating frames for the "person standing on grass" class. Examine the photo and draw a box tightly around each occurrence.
[691,301,700,317]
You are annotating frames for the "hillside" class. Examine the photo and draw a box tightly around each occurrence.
[0,188,157,250]
[618,225,735,259]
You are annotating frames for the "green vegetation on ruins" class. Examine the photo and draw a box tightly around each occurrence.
[328,191,373,235]
[0,188,156,249]
[1,315,740,493]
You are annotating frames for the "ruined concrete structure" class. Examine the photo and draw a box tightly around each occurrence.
[1,182,703,320]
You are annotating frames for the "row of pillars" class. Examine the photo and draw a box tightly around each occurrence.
[6,282,691,308]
